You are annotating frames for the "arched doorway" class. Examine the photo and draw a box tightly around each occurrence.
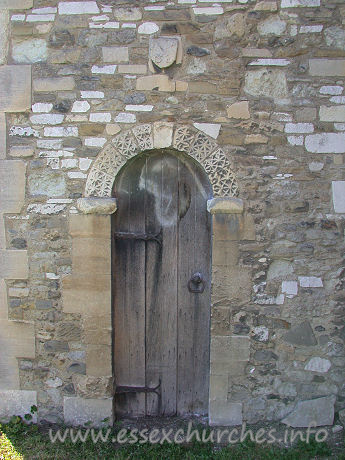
[112,149,213,417]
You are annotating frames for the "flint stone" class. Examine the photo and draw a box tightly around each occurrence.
[187,45,210,57]
[44,340,69,352]
[123,92,146,104]
[282,396,335,427]
[283,321,317,346]
[67,363,86,375]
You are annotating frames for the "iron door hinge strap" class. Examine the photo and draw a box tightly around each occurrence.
[114,229,162,245]
[115,380,162,414]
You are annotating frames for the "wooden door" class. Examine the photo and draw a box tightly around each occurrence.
[112,150,212,417]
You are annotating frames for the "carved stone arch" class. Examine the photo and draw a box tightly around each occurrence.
[84,122,239,198]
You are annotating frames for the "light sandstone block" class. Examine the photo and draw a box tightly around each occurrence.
[0,160,26,213]
[136,75,175,92]
[86,344,112,376]
[33,77,75,92]
[319,106,345,122]
[211,336,250,363]
[117,65,147,74]
[226,101,250,119]
[69,214,110,239]
[207,198,244,214]
[0,250,28,279]
[1,0,33,8]
[0,114,6,160]
[102,46,128,63]
[64,397,113,426]
[209,375,228,400]
[62,274,110,314]
[209,401,243,426]
[309,59,345,77]
[153,122,173,148]
[0,391,37,422]
[0,10,8,66]
[0,66,31,112]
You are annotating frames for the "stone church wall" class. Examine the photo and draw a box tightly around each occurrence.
[0,0,344,426]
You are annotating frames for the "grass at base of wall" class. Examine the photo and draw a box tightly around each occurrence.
[1,417,344,460]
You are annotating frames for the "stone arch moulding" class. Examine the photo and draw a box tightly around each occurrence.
[83,122,239,200]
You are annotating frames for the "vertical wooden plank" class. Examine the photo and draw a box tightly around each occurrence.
[177,154,212,415]
[127,155,147,416]
[191,162,212,415]
[177,156,196,414]
[112,166,131,417]
[113,156,146,417]
[145,152,178,415]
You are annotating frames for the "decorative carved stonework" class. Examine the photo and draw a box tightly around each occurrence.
[85,123,239,199]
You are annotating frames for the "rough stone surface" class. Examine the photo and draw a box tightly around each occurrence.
[77,198,117,214]
[282,396,335,427]
[0,11,8,66]
[0,0,345,429]
[257,15,286,36]
[29,172,66,197]
[305,357,331,373]
[339,409,345,427]
[12,39,47,63]
[283,321,317,346]
[332,181,345,213]
[63,397,113,427]
[0,391,37,422]
[244,69,288,99]
[227,101,250,119]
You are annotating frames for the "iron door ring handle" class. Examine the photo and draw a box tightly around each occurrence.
[188,272,205,294]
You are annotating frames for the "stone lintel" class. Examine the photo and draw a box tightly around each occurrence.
[77,197,117,215]
[207,197,244,214]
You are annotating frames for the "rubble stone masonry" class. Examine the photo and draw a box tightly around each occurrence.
[0,0,344,427]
